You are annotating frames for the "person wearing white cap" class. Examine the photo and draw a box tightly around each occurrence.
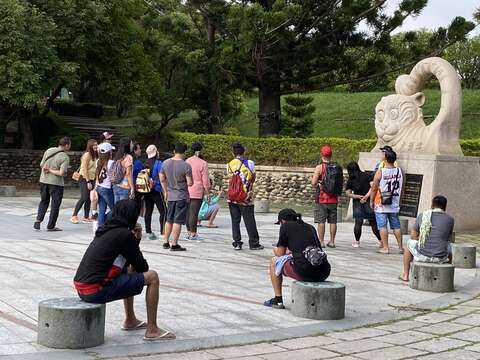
[143,145,167,240]
[95,142,116,226]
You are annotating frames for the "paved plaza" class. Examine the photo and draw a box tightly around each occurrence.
[0,195,479,359]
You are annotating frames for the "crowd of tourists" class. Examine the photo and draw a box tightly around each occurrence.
[33,134,455,341]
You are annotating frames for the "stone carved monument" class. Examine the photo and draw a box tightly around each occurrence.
[359,57,480,231]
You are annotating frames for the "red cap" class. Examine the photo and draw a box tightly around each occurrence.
[320,145,332,157]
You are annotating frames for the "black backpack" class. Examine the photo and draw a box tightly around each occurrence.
[321,162,343,196]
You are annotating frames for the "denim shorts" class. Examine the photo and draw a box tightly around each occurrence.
[113,185,130,204]
[375,212,401,230]
[166,200,189,225]
[79,267,145,304]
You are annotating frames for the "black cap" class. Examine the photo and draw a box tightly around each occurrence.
[275,208,298,225]
[379,145,393,152]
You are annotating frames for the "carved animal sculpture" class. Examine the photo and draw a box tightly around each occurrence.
[373,57,463,155]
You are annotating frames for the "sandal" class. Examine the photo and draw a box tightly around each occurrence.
[143,330,176,341]
[70,216,79,224]
[121,321,147,331]
[398,275,409,282]
[206,224,218,228]
[326,242,336,248]
[377,249,390,254]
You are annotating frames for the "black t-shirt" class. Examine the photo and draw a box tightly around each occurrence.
[277,222,330,281]
[345,172,372,201]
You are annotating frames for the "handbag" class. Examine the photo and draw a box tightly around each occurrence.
[302,227,328,267]
[381,168,399,206]
[72,168,81,182]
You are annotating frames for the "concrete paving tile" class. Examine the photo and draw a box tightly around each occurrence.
[375,330,436,345]
[326,328,391,341]
[414,313,458,324]
[133,351,220,360]
[449,328,480,342]
[406,337,471,353]
[323,339,393,355]
[415,349,480,360]
[452,313,480,326]
[465,344,480,353]
[260,347,339,360]
[375,320,425,332]
[354,346,426,360]
[206,344,285,358]
[460,299,480,308]
[416,322,472,335]
[440,307,478,316]
[273,336,341,350]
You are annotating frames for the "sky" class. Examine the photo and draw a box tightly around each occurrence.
[386,0,479,35]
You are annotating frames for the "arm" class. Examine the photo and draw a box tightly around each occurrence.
[311,165,321,187]
[160,172,168,200]
[122,234,149,273]
[411,228,419,240]
[345,189,363,200]
[186,175,193,187]
[44,156,69,177]
[81,153,90,180]
[273,246,287,257]
[202,163,210,196]
[185,163,193,187]
[370,170,381,208]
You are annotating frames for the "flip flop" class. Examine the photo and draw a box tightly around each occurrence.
[121,321,147,331]
[143,330,176,341]
[377,249,389,254]
[398,276,409,282]
[206,225,218,228]
[326,243,336,248]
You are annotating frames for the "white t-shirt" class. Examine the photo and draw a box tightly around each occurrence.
[375,167,403,213]
[96,160,114,189]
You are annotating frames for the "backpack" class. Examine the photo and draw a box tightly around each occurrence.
[108,159,125,185]
[321,162,344,196]
[136,169,151,193]
[227,159,252,203]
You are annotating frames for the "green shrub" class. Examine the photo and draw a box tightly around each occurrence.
[175,132,480,166]
[52,101,104,118]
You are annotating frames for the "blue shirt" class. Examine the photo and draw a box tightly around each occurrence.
[133,159,143,184]
[151,159,163,193]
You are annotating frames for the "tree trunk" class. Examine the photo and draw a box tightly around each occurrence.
[258,82,281,136]
[206,19,223,133]
[42,80,64,116]
[19,109,34,149]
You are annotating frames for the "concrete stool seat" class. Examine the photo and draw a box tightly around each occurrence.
[38,297,105,349]
[452,244,477,269]
[0,185,16,196]
[291,281,345,320]
[409,262,455,293]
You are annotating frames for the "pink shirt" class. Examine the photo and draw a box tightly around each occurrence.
[186,156,210,199]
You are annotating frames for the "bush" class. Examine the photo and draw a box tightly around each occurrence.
[175,132,480,166]
[52,101,104,118]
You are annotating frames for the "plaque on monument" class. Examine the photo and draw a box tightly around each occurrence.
[399,174,423,218]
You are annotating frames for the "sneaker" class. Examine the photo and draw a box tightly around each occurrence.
[352,241,360,248]
[189,234,203,241]
[162,242,170,249]
[233,243,242,250]
[91,213,98,221]
[33,221,40,230]
[250,245,264,250]
[170,244,186,251]
[147,233,158,241]
[184,234,191,241]
[263,298,285,309]
[47,227,63,232]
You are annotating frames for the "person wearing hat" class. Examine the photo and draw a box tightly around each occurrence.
[185,142,210,241]
[311,145,340,248]
[143,145,166,240]
[375,145,398,170]
[95,142,116,226]
[99,131,114,144]
[264,209,331,309]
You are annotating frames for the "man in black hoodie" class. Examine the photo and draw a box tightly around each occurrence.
[74,200,175,341]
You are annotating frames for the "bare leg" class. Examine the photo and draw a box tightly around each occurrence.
[400,249,413,281]
[317,223,326,247]
[393,229,403,253]
[207,209,219,226]
[378,228,389,253]
[269,257,283,297]
[163,222,172,245]
[329,223,337,245]
[171,223,182,246]
[122,296,142,329]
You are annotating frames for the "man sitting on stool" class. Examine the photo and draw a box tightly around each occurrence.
[264,209,331,309]
[399,195,454,282]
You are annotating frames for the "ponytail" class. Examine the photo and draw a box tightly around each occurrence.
[295,213,304,224]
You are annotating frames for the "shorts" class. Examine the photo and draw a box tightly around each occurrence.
[79,267,144,304]
[282,258,304,281]
[352,201,375,220]
[314,203,337,224]
[407,239,450,263]
[375,212,400,229]
[166,200,189,225]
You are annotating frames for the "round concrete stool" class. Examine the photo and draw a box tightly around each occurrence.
[0,185,16,197]
[409,263,455,293]
[400,219,409,235]
[254,200,270,213]
[38,298,105,349]
[291,281,345,320]
[452,244,477,269]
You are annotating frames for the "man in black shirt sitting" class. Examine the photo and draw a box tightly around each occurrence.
[264,209,331,309]
[74,200,175,341]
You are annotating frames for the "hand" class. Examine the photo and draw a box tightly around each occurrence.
[87,182,93,191]
[163,191,168,202]
[129,190,135,200]
[43,166,50,174]
[370,200,375,209]
[132,223,142,240]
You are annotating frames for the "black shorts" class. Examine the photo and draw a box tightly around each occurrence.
[79,267,144,304]
[166,200,189,225]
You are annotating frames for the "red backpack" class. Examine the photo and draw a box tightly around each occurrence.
[227,159,251,203]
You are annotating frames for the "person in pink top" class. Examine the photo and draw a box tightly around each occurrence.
[185,142,210,240]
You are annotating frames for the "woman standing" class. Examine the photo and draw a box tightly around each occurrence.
[112,137,135,203]
[71,139,98,224]
[345,161,381,248]
[95,143,115,226]
[144,145,167,240]
[185,142,210,240]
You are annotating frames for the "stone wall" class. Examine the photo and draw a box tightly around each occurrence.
[0,149,82,186]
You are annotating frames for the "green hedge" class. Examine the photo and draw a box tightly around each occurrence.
[176,132,480,166]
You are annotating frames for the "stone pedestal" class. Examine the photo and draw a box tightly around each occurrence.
[0,185,16,196]
[409,263,455,293]
[400,219,409,235]
[38,298,105,349]
[358,152,480,231]
[452,244,477,269]
[291,281,345,320]
[254,200,270,213]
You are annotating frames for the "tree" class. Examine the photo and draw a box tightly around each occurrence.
[280,95,315,137]
[225,1,476,136]
[446,36,480,89]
